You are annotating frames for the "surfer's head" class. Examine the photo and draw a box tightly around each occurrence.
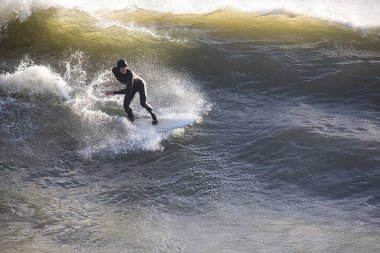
[117,59,128,74]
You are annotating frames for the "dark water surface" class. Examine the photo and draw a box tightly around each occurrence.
[1,1,380,252]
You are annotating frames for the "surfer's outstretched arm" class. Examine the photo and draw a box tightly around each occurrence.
[105,88,126,95]
[113,88,127,94]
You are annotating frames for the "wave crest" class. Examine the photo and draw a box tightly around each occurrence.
[1,0,380,29]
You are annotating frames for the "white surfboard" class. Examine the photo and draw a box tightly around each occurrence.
[133,117,197,132]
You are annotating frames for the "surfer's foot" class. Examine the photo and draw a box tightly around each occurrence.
[151,113,158,125]
[128,116,135,123]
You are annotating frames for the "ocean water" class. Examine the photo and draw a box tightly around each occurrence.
[1,0,380,252]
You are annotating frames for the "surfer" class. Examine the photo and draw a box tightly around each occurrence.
[105,60,158,125]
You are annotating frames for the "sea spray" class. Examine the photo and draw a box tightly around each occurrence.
[0,52,208,157]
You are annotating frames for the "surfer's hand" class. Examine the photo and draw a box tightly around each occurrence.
[105,91,114,96]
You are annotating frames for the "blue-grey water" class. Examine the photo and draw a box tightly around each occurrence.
[1,1,380,252]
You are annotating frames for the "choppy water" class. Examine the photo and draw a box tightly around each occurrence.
[1,0,380,252]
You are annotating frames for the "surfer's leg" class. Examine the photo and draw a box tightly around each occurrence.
[138,81,158,125]
[123,92,136,122]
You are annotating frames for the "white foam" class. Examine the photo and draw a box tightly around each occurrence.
[62,52,208,157]
[1,0,379,29]
[0,52,208,157]
[0,58,72,99]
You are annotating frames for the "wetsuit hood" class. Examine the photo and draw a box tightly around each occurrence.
[117,60,128,68]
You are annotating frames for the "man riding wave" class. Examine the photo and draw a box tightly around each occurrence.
[105,60,158,125]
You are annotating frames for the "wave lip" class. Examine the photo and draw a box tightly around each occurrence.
[1,0,380,29]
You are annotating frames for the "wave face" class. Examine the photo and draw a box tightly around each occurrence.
[1,2,380,253]
[1,0,380,29]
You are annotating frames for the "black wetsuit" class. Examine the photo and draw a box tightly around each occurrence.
[112,67,155,121]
